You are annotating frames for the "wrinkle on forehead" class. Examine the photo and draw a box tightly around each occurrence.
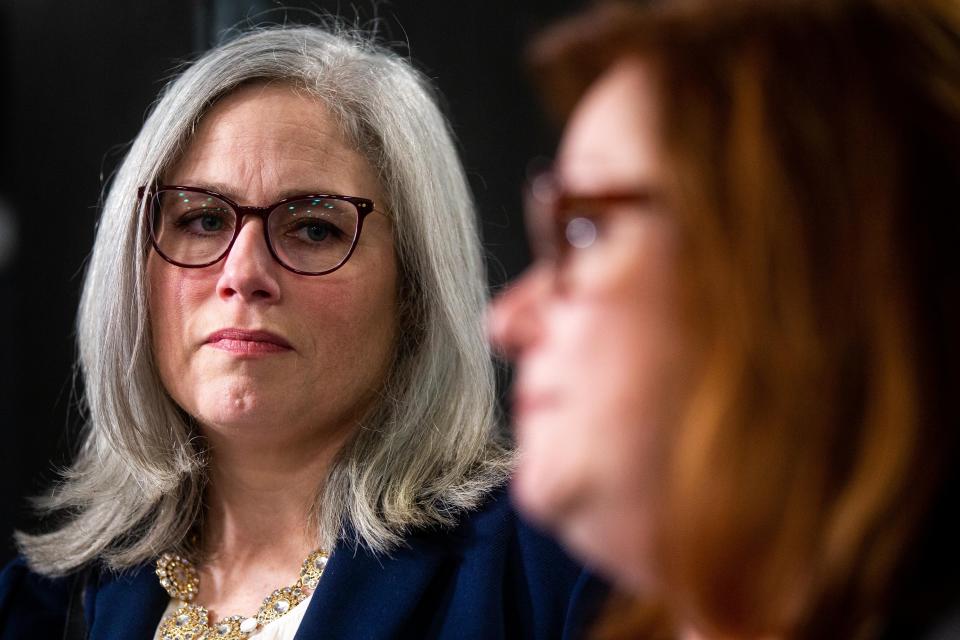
[165,82,382,206]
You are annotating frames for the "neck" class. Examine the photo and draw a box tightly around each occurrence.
[179,422,352,618]
[199,422,353,564]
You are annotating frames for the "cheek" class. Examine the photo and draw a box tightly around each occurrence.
[512,293,680,586]
[512,300,662,513]
[529,297,672,469]
[147,258,214,384]
[549,253,681,438]
[563,229,683,436]
[512,238,684,541]
[292,268,400,384]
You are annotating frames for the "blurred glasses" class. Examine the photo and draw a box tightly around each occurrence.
[138,185,377,275]
[524,171,654,275]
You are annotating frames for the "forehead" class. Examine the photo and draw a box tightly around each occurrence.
[556,57,661,193]
[167,82,380,203]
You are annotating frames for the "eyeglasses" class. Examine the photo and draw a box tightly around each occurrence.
[138,185,378,276]
[524,171,654,270]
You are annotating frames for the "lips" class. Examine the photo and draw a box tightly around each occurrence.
[512,388,559,421]
[205,328,293,354]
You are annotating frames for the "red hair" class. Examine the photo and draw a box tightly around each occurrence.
[531,1,960,636]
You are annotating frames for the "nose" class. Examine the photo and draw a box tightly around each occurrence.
[487,265,551,360]
[216,216,282,303]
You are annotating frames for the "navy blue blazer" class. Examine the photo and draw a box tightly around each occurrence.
[0,490,605,639]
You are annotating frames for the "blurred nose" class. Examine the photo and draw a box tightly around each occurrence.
[487,265,551,360]
[216,216,282,303]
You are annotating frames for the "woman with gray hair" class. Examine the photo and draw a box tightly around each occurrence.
[0,26,601,640]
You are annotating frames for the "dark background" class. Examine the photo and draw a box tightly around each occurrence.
[0,0,579,566]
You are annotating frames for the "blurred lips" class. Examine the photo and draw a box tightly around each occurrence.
[205,328,293,355]
[512,387,559,422]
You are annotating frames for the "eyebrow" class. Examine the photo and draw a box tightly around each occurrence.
[558,188,660,210]
[172,181,351,204]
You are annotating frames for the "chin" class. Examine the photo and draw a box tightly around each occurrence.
[563,504,656,594]
[183,375,280,429]
[510,450,582,534]
[195,399,271,431]
[510,412,587,526]
[512,448,655,592]
[513,480,633,588]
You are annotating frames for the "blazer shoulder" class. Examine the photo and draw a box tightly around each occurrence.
[0,555,73,639]
[458,487,591,582]
[452,488,609,639]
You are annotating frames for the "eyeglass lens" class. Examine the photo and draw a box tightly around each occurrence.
[150,188,360,274]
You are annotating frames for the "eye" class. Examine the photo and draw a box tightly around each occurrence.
[564,217,598,249]
[170,208,233,236]
[199,214,225,232]
[271,198,355,253]
[285,218,345,244]
[306,222,332,242]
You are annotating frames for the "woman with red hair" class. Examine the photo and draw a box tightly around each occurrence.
[490,1,960,636]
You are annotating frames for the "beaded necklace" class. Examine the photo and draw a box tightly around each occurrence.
[155,549,329,640]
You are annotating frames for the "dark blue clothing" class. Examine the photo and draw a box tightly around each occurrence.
[0,490,605,639]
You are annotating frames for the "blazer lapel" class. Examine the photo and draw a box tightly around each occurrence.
[294,528,454,639]
[87,562,169,640]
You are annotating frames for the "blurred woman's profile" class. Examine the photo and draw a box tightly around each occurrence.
[489,0,960,637]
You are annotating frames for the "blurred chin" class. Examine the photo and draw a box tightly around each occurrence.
[510,432,582,531]
[511,413,656,592]
[510,458,557,527]
[513,464,641,589]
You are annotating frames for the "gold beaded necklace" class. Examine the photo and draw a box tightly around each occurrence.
[155,549,329,640]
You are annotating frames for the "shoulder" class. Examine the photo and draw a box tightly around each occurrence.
[453,486,592,585]
[319,487,607,639]
[424,487,609,638]
[0,556,74,638]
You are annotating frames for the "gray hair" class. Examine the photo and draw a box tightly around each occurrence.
[18,25,512,576]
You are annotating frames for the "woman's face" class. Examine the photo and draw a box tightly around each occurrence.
[148,83,398,449]
[488,59,685,589]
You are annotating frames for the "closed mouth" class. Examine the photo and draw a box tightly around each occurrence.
[205,328,293,354]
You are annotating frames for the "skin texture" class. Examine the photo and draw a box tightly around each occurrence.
[148,82,398,618]
[488,59,685,592]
